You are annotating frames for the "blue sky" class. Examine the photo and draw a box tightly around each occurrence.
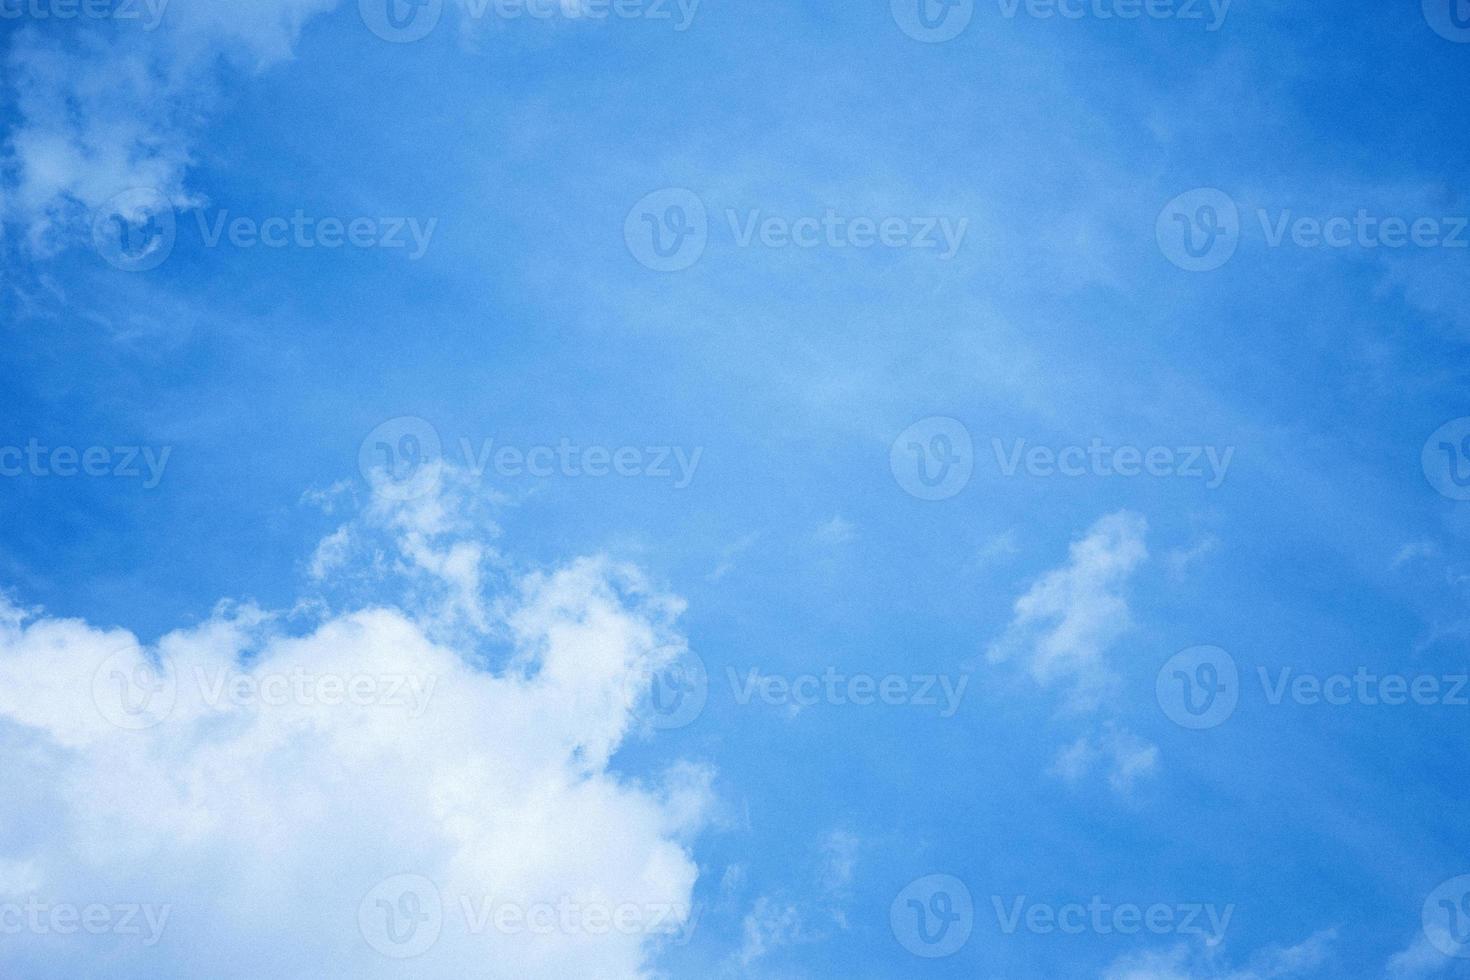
[1,0,1470,977]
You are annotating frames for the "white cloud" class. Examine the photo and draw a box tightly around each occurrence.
[737,896,807,968]
[988,510,1149,709]
[1102,929,1336,979]
[731,829,859,971]
[976,528,1021,567]
[3,0,341,250]
[0,473,711,978]
[1386,931,1457,979]
[988,511,1156,795]
[1051,726,1159,794]
[813,515,856,547]
[817,830,858,896]
[1391,541,1439,571]
[1166,534,1220,580]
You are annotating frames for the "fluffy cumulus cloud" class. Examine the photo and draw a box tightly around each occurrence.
[0,473,711,978]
